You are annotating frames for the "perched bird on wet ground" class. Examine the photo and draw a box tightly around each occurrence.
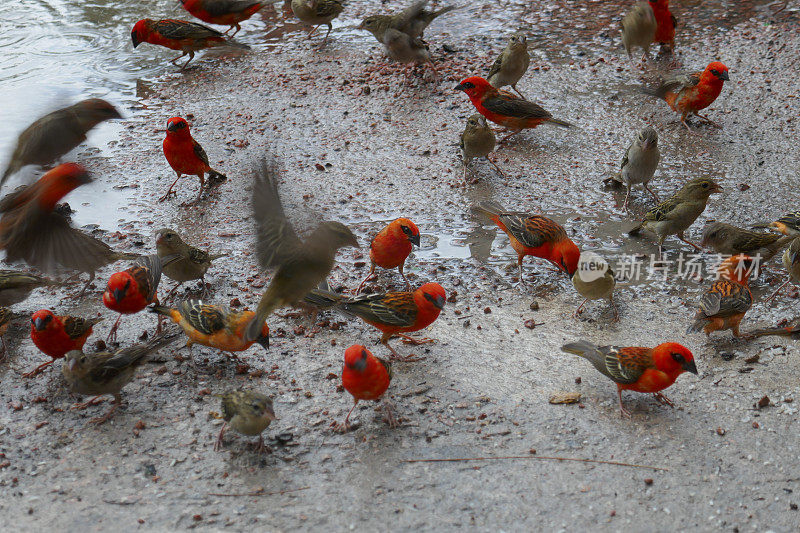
[701,222,792,262]
[571,254,618,321]
[62,332,180,425]
[643,61,730,131]
[460,114,503,183]
[357,218,420,293]
[561,340,697,417]
[0,307,13,361]
[628,177,722,257]
[688,255,753,338]
[763,236,800,303]
[648,0,677,54]
[753,211,800,237]
[161,117,228,205]
[131,18,249,69]
[455,76,571,143]
[357,0,457,43]
[155,228,226,295]
[243,159,359,342]
[150,299,270,356]
[179,0,264,36]
[621,2,656,62]
[1,99,121,186]
[0,163,139,292]
[472,200,580,284]
[291,0,344,47]
[103,255,167,343]
[305,282,446,361]
[214,390,276,453]
[0,270,60,307]
[381,28,437,78]
[487,33,530,98]
[25,309,102,378]
[337,344,395,431]
[604,126,660,209]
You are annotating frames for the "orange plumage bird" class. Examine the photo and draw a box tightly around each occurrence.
[455,76,571,143]
[161,117,228,204]
[131,18,248,69]
[103,255,165,342]
[562,340,697,417]
[179,0,264,36]
[357,218,420,293]
[149,299,270,355]
[648,0,677,51]
[644,61,729,131]
[338,344,395,430]
[688,254,753,338]
[305,282,446,361]
[24,309,102,378]
[472,200,580,284]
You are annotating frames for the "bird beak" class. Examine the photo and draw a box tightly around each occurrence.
[77,170,93,185]
[257,334,269,350]
[409,234,421,247]
[356,21,365,30]
[264,409,277,422]
[113,288,126,303]
[454,83,465,91]
[131,32,140,48]
[432,295,446,309]
[34,317,46,331]
[166,121,179,132]
[711,183,723,193]
[719,71,729,81]
[683,360,698,375]
[67,358,78,372]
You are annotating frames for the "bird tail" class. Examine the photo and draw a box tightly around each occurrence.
[148,304,173,317]
[561,340,604,367]
[471,200,507,218]
[145,331,182,351]
[641,80,680,100]
[303,287,344,310]
[627,222,644,236]
[225,39,250,50]
[113,251,143,261]
[432,5,459,19]
[748,325,799,338]
[686,318,706,334]
[208,169,228,183]
[208,253,229,260]
[243,283,282,342]
[546,117,572,128]
[603,173,624,188]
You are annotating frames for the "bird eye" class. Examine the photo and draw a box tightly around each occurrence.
[702,182,709,188]
[465,82,474,89]
[671,352,685,363]
[711,69,719,76]
[401,225,412,235]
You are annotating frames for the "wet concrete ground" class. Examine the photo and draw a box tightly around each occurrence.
[2,1,800,531]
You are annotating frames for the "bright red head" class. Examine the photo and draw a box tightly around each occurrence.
[389,218,420,247]
[30,309,60,335]
[165,117,192,139]
[36,163,91,211]
[455,77,494,100]
[344,344,373,374]
[341,344,391,401]
[703,62,730,82]
[414,282,446,313]
[554,240,581,277]
[131,19,154,48]
[652,342,697,377]
[103,270,142,313]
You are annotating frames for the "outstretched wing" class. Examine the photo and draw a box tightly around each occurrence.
[251,159,303,269]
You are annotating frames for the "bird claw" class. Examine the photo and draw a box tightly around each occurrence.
[21,360,54,378]
[398,334,435,345]
[158,190,177,203]
[388,352,424,362]
[653,392,675,407]
[73,396,105,410]
[251,436,272,454]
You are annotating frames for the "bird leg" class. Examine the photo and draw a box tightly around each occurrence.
[226,24,242,37]
[106,314,122,344]
[307,24,320,39]
[90,395,121,425]
[617,390,632,418]
[657,236,665,261]
[72,395,105,410]
[356,264,377,294]
[214,422,228,451]
[180,52,196,71]
[510,84,526,99]
[317,23,333,49]
[397,333,435,345]
[165,282,184,302]
[22,359,55,378]
[644,184,659,203]
[676,232,702,251]
[693,112,722,129]
[763,278,792,304]
[380,400,399,428]
[251,435,272,454]
[398,263,411,290]
[486,156,505,178]
[382,339,423,362]
[609,295,620,322]
[180,174,206,207]
[652,392,674,407]
[335,400,359,433]
[573,298,588,319]
[679,112,697,134]
[159,173,183,203]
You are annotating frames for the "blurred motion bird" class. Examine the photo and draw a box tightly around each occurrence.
[381,28,437,77]
[357,0,457,43]
[487,33,530,98]
[0,270,60,307]
[161,117,228,204]
[103,255,167,343]
[291,0,344,47]
[605,126,660,209]
[460,114,503,182]
[62,333,180,424]
[1,99,122,187]
[155,228,227,295]
[648,0,677,52]
[243,159,359,342]
[472,200,580,283]
[0,307,13,361]
[214,390,276,453]
[338,344,395,431]
[643,61,729,131]
[628,177,722,257]
[357,218,420,293]
[763,237,800,304]
[561,340,697,417]
[455,76,571,143]
[25,309,102,378]
[621,2,656,61]
[701,222,792,262]
[688,254,753,338]
[572,255,618,321]
[179,0,264,36]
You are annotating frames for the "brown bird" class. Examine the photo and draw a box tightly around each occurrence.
[764,236,800,304]
[687,255,753,338]
[701,222,792,262]
[243,159,359,341]
[0,269,60,307]
[357,0,457,43]
[290,0,344,47]
[0,307,12,361]
[214,389,277,453]
[155,228,226,295]
[460,114,502,182]
[62,332,180,424]
[753,211,800,237]
[1,99,122,186]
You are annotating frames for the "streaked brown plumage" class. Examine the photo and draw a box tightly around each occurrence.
[753,211,800,237]
[215,389,276,453]
[0,270,60,307]
[460,114,502,182]
[688,255,753,337]
[487,33,530,97]
[155,228,226,293]
[764,237,800,303]
[357,0,457,43]
[701,221,792,262]
[290,0,344,46]
[621,1,656,61]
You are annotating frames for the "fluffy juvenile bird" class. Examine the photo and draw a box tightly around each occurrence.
[648,0,677,52]
[25,309,102,378]
[243,159,359,342]
[1,99,121,186]
[290,0,344,47]
[571,254,618,321]
[357,218,420,293]
[701,222,792,262]
[103,255,166,342]
[214,390,276,453]
[753,211,800,237]
[357,0,457,42]
[604,126,660,209]
[304,282,446,360]
[150,299,270,354]
[628,177,722,257]
[0,164,139,289]
[688,255,753,338]
[338,344,394,431]
[179,0,264,36]
[161,117,228,204]
[644,61,730,131]
[561,340,697,417]
[155,228,226,294]
[131,18,249,69]
[0,307,13,361]
[455,76,571,143]
[62,333,180,424]
[621,2,656,61]
[763,236,800,303]
[487,33,530,98]
[0,270,60,307]
[472,200,580,283]
[460,114,503,182]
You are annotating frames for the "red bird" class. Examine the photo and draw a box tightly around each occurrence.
[648,0,677,51]
[473,200,580,284]
[338,344,395,430]
[161,117,228,204]
[645,61,730,131]
[357,218,420,293]
[25,309,102,378]
[455,76,571,142]
[180,0,264,36]
[562,340,697,417]
[305,282,446,360]
[131,18,248,69]
[103,255,165,342]
[688,254,753,338]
